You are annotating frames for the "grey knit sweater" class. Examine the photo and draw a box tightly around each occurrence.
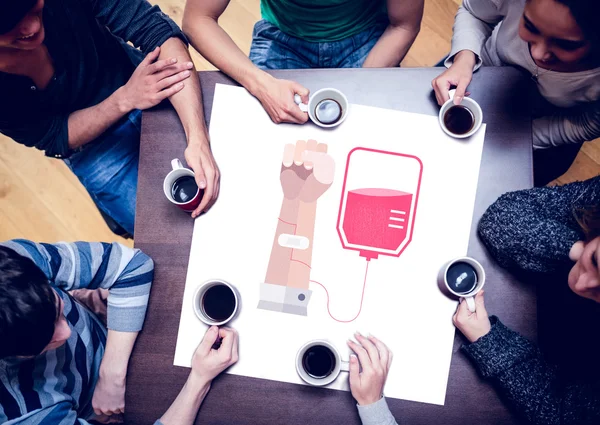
[466,176,600,425]
[478,176,600,273]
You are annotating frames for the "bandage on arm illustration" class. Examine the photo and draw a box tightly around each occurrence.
[258,140,335,316]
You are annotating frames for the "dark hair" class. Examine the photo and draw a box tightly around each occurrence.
[556,0,600,46]
[0,246,57,359]
[0,0,38,34]
[575,205,600,241]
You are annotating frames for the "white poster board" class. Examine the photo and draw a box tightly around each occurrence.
[174,84,485,405]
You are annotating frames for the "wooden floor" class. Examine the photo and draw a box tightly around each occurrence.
[1,0,598,244]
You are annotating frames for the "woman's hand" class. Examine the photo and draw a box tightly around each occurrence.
[431,50,477,106]
[452,291,491,343]
[347,333,393,406]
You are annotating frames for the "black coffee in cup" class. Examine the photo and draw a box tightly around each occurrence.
[315,99,342,125]
[446,261,478,294]
[201,284,236,322]
[171,176,198,203]
[302,345,336,378]
[443,105,475,135]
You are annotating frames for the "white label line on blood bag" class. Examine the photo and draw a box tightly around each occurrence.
[388,224,404,229]
[390,210,406,215]
[389,217,405,222]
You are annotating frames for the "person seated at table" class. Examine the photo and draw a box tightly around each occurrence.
[448,179,600,425]
[0,239,239,424]
[182,0,424,124]
[431,0,600,186]
[0,0,220,236]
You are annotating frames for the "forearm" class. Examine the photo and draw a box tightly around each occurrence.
[158,37,208,143]
[158,374,210,425]
[363,24,419,68]
[99,330,138,383]
[287,201,317,288]
[533,104,600,148]
[183,14,270,97]
[67,89,130,149]
[265,199,300,285]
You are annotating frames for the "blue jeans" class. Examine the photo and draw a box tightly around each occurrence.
[249,20,387,69]
[64,110,141,235]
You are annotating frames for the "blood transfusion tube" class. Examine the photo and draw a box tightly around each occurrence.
[337,148,423,260]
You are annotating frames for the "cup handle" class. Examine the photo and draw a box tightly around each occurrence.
[171,158,183,170]
[294,94,309,113]
[448,89,457,102]
[340,360,350,373]
[466,296,476,313]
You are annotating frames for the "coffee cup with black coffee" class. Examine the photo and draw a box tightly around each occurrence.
[294,88,349,128]
[163,159,202,212]
[439,256,486,312]
[193,279,240,326]
[296,340,349,386]
[438,89,483,139]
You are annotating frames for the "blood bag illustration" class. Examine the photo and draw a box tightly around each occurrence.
[337,148,423,260]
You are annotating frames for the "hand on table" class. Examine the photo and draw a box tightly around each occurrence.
[191,326,239,386]
[253,75,309,124]
[347,333,393,406]
[431,50,476,106]
[184,139,220,218]
[452,291,491,343]
[280,140,335,203]
[118,46,193,113]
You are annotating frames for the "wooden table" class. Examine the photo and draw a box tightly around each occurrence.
[127,68,535,425]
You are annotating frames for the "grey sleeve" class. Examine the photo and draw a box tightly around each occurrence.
[533,101,600,148]
[357,397,399,425]
[87,0,187,54]
[445,0,507,70]
[463,317,600,425]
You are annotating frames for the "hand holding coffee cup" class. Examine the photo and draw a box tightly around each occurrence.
[439,257,486,312]
[438,89,483,138]
[452,291,491,343]
[163,159,202,212]
[296,340,349,386]
[347,333,393,406]
[294,88,349,128]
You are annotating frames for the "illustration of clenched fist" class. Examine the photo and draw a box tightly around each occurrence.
[280,140,335,203]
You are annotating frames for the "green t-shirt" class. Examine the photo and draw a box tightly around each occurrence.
[260,0,387,43]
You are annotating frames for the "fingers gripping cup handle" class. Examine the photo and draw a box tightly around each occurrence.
[294,94,309,113]
[466,296,476,313]
[448,89,456,102]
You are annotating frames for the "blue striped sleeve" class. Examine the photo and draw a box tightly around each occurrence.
[5,401,91,425]
[0,240,154,333]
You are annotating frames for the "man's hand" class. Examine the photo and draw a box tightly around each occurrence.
[431,50,476,106]
[92,371,125,417]
[116,46,193,113]
[452,291,491,343]
[191,326,239,386]
[184,141,220,218]
[252,75,309,124]
[280,140,335,203]
[347,333,393,406]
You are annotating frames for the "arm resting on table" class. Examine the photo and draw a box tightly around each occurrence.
[533,101,600,148]
[463,316,600,425]
[357,397,399,425]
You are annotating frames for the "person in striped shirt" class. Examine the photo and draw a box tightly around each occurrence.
[0,240,239,425]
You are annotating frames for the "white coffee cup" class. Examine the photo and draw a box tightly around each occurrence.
[294,88,349,128]
[438,89,483,139]
[296,340,349,386]
[192,279,240,326]
[439,256,486,313]
[163,159,202,212]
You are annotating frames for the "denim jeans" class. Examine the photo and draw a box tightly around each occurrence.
[64,110,141,235]
[249,20,387,69]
